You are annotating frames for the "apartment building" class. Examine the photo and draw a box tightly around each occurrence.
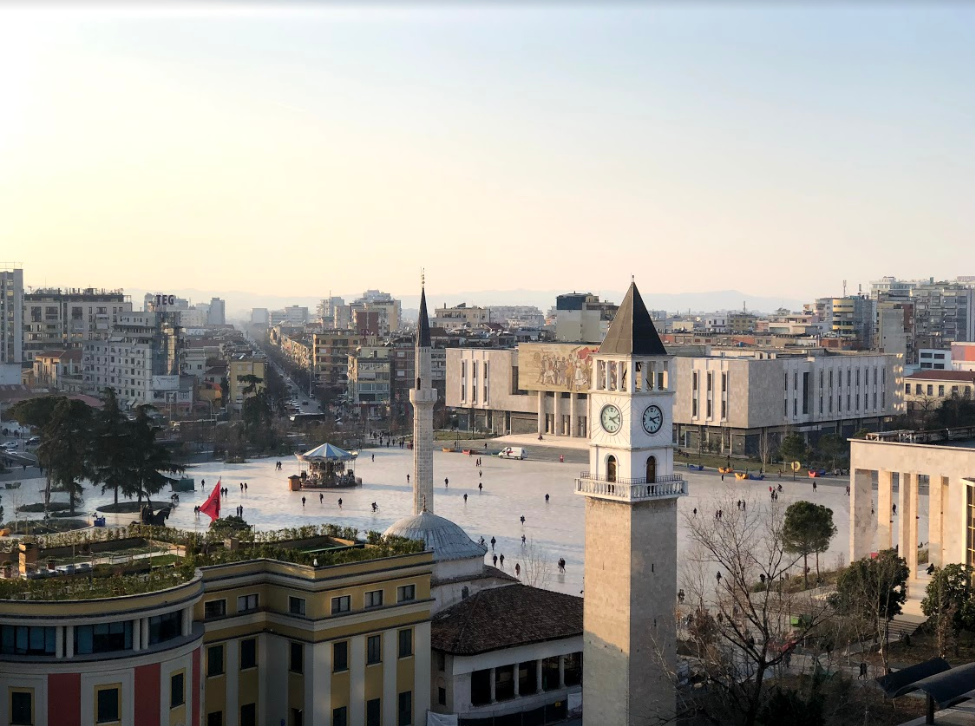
[313,331,373,393]
[553,293,618,344]
[903,370,975,409]
[228,358,267,408]
[348,346,392,415]
[0,267,24,368]
[431,303,489,332]
[23,288,132,362]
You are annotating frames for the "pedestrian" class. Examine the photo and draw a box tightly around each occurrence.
[515,563,521,577]
[545,494,550,503]
[742,501,746,511]
[520,515,525,525]
[320,493,324,504]
[521,534,526,545]
[721,472,725,482]
[407,474,410,483]
[558,558,566,573]
[240,482,244,492]
[371,502,378,512]
[301,496,306,507]
[499,554,505,568]
[778,484,783,492]
[490,536,496,550]
[478,482,483,492]
[693,508,697,517]
[858,662,868,680]
[244,482,248,491]
[338,498,343,509]
[493,554,498,567]
[559,454,564,463]
[444,477,449,488]
[463,493,468,503]
[812,481,817,492]
[371,453,375,462]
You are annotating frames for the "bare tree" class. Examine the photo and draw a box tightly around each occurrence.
[757,429,779,472]
[677,497,834,726]
[519,538,551,590]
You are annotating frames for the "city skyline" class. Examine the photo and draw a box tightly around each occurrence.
[2,4,974,300]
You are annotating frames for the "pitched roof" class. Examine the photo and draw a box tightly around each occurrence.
[599,281,667,356]
[431,584,583,655]
[417,287,431,348]
[906,370,975,382]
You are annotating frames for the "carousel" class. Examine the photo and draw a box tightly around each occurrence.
[291,443,361,489]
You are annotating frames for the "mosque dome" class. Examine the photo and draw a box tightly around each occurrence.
[384,512,487,563]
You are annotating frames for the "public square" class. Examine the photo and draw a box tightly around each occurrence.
[4,446,910,598]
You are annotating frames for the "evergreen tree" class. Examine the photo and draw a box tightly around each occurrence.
[36,398,93,515]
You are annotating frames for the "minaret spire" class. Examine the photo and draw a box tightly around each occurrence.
[411,276,436,515]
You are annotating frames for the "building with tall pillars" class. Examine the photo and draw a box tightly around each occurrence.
[575,282,687,726]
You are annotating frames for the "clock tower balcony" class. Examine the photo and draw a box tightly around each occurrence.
[575,472,687,502]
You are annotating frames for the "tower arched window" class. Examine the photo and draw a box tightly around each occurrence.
[606,455,617,483]
[646,456,657,484]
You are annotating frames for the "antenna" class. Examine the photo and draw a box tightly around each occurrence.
[843,279,847,297]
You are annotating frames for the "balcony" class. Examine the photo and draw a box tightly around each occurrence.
[575,473,687,502]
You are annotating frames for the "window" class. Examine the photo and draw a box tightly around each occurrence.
[333,707,348,726]
[398,628,413,658]
[207,645,225,677]
[331,595,351,614]
[333,641,349,671]
[1,625,56,656]
[367,634,382,664]
[928,385,934,396]
[367,698,381,726]
[237,594,259,613]
[240,638,257,669]
[397,584,416,603]
[149,611,182,645]
[74,622,133,655]
[10,690,32,726]
[438,687,447,706]
[290,642,304,673]
[939,385,945,397]
[171,672,185,708]
[289,597,306,616]
[365,590,384,608]
[240,704,256,726]
[204,599,226,619]
[398,691,413,726]
[96,687,120,723]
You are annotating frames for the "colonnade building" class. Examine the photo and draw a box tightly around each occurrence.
[849,437,975,588]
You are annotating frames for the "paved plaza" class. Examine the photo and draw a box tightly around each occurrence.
[4,448,919,597]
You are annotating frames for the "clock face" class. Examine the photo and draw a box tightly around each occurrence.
[643,405,664,434]
[600,404,622,434]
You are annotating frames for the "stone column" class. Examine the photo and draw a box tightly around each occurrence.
[554,391,562,436]
[490,667,497,703]
[877,470,894,550]
[55,626,64,659]
[558,655,565,688]
[141,618,150,648]
[849,469,874,562]
[513,665,520,697]
[536,659,543,691]
[537,392,546,435]
[65,625,74,658]
[928,476,946,568]
[182,607,191,637]
[133,618,142,652]
[570,393,578,437]
[899,471,919,583]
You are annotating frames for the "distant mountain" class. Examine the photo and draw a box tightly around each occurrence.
[128,287,805,322]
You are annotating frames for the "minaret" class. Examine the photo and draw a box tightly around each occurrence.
[411,283,436,515]
[576,282,687,726]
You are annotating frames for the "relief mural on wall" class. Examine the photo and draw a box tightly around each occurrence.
[518,343,598,393]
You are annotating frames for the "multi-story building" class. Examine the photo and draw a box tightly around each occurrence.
[874,300,915,362]
[918,348,952,371]
[951,342,975,372]
[250,308,270,327]
[389,341,446,425]
[271,306,309,326]
[0,267,23,368]
[487,306,545,329]
[349,291,401,336]
[903,369,975,410]
[317,296,346,327]
[672,349,903,454]
[81,311,188,409]
[23,288,133,362]
[32,350,83,391]
[553,293,618,344]
[348,346,392,416]
[313,331,371,393]
[910,282,975,351]
[727,311,758,335]
[207,298,226,326]
[0,532,433,726]
[431,303,489,332]
[228,358,267,408]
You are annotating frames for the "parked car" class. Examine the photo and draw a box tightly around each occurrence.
[26,436,40,445]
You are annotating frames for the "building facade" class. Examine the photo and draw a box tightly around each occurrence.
[553,293,618,344]
[23,288,132,362]
[0,267,24,367]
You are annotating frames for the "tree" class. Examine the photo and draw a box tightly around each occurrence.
[816,433,847,470]
[89,389,136,506]
[36,398,93,515]
[519,538,551,590]
[757,429,779,471]
[678,497,833,726]
[240,374,264,396]
[129,406,184,506]
[922,564,975,656]
[241,391,276,451]
[779,434,807,480]
[7,395,64,430]
[781,501,837,589]
[832,549,909,674]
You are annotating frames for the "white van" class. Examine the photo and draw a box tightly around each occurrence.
[498,447,527,460]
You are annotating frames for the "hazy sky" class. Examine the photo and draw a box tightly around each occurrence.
[1,3,973,302]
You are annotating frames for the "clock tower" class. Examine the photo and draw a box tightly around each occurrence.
[577,281,686,725]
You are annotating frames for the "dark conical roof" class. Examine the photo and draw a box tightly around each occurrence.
[416,287,431,348]
[599,282,667,356]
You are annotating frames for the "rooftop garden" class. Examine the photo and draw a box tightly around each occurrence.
[0,522,425,601]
